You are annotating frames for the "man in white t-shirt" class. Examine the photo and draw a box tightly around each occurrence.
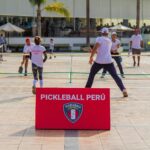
[30,36,47,94]
[85,27,128,97]
[19,38,34,76]
[130,29,144,66]
[101,32,125,78]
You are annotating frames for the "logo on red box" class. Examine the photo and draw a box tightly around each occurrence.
[63,102,83,123]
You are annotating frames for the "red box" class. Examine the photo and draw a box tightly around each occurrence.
[36,88,110,130]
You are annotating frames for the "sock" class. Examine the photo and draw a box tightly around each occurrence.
[40,80,43,88]
[33,80,37,87]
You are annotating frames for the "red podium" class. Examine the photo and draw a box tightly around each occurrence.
[36,88,110,130]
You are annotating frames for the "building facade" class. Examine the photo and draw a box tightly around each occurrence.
[0,0,150,37]
[0,0,150,51]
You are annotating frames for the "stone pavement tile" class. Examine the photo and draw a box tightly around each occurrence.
[0,138,22,145]
[42,142,64,150]
[102,144,126,150]
[125,143,149,150]
[0,144,19,150]
[21,129,64,145]
[18,144,42,150]
[79,131,103,150]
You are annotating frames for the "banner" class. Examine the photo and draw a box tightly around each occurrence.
[36,88,110,130]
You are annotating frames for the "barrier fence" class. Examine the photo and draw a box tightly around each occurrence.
[1,53,150,83]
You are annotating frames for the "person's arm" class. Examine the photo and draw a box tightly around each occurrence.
[141,40,144,48]
[29,52,32,60]
[43,51,47,62]
[89,43,100,64]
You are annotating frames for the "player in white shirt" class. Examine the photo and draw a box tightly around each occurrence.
[19,38,34,76]
[130,29,144,66]
[49,38,56,59]
[30,36,47,94]
[85,28,128,97]
[101,32,125,78]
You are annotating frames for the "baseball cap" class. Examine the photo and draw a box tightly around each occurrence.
[25,37,30,42]
[112,32,117,35]
[101,27,109,34]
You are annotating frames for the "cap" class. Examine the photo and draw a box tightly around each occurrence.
[25,37,30,42]
[101,27,109,34]
[112,32,117,35]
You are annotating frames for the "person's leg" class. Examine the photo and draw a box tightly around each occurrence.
[105,63,128,97]
[114,56,124,77]
[38,67,43,88]
[101,68,107,78]
[21,56,25,66]
[85,62,102,88]
[137,50,141,66]
[132,49,136,66]
[49,49,52,59]
[32,64,38,94]
[24,57,28,76]
[137,56,140,66]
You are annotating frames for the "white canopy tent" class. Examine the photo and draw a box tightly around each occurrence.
[109,24,133,31]
[0,22,25,33]
[0,22,25,56]
[0,22,25,47]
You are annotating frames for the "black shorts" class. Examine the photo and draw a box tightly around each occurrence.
[25,55,30,59]
[132,48,141,55]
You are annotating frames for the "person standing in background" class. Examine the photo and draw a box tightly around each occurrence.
[101,32,125,78]
[49,38,56,59]
[130,29,144,67]
[19,38,34,76]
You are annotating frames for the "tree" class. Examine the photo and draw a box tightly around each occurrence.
[86,0,90,46]
[29,0,70,36]
[136,0,140,29]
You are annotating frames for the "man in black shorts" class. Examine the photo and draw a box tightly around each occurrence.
[130,29,144,67]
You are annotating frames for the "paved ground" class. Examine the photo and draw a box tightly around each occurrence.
[0,53,150,150]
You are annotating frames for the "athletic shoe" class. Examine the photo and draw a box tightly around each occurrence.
[121,74,125,78]
[24,71,27,76]
[49,56,52,59]
[18,66,23,74]
[32,86,36,95]
[101,74,105,78]
[54,55,56,58]
[123,90,128,97]
[24,73,27,76]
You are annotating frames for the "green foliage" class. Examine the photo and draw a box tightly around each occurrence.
[29,0,46,6]
[44,2,70,18]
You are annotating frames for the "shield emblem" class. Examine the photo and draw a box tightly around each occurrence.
[63,102,83,123]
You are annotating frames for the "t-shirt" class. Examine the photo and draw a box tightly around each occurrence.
[130,34,143,49]
[111,39,120,55]
[23,43,35,53]
[95,36,113,64]
[49,41,54,50]
[30,45,46,67]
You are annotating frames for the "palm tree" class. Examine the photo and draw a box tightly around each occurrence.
[86,0,90,46]
[29,0,70,36]
[136,0,140,29]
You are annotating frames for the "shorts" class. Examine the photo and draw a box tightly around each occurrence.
[132,48,141,55]
[25,55,30,59]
